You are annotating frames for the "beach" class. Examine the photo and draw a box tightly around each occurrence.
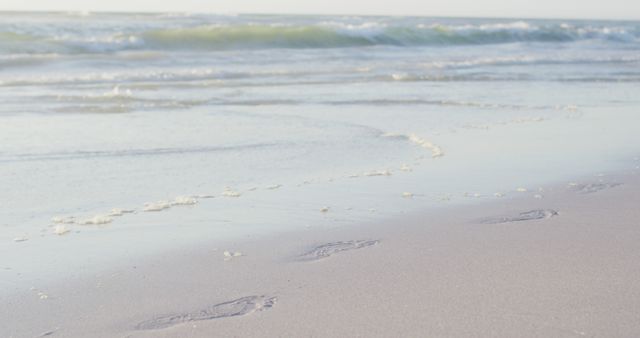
[1,12,640,337]
[3,168,640,337]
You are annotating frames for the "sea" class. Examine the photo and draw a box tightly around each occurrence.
[1,12,639,286]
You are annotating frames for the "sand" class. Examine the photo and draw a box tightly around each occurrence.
[3,169,640,337]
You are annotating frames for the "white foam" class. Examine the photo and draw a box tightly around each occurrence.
[79,215,113,225]
[363,170,392,177]
[109,208,135,216]
[222,187,242,197]
[223,251,243,257]
[193,194,215,199]
[384,133,444,158]
[143,201,172,212]
[105,85,133,98]
[516,187,528,192]
[408,134,444,158]
[53,225,71,235]
[391,73,411,81]
[223,250,243,261]
[265,184,282,190]
[13,237,28,242]
[172,196,198,206]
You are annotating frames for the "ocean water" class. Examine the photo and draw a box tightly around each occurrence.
[1,12,640,286]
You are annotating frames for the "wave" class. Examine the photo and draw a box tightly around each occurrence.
[1,21,639,54]
[0,143,286,163]
[2,72,639,91]
[2,51,639,87]
[99,22,640,51]
[382,133,444,158]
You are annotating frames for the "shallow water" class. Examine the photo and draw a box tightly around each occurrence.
[1,12,639,287]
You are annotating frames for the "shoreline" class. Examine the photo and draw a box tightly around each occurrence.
[4,166,640,337]
[2,13,640,338]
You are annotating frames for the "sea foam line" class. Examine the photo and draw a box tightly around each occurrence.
[41,130,447,239]
[383,133,444,158]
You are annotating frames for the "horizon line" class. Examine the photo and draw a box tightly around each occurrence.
[0,9,638,22]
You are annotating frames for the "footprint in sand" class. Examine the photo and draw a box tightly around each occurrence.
[135,295,276,330]
[478,209,558,224]
[298,240,379,261]
[571,182,621,194]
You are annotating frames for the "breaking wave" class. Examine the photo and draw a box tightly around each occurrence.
[2,21,639,54]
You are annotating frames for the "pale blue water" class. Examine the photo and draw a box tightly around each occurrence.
[1,12,639,286]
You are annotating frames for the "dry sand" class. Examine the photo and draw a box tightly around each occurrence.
[3,169,640,338]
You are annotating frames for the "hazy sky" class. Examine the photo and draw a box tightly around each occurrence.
[0,0,637,20]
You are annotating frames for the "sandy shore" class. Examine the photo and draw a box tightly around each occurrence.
[3,168,640,338]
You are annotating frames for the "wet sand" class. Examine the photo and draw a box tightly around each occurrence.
[3,169,640,338]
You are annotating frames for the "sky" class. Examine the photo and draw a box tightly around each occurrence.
[0,0,638,20]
